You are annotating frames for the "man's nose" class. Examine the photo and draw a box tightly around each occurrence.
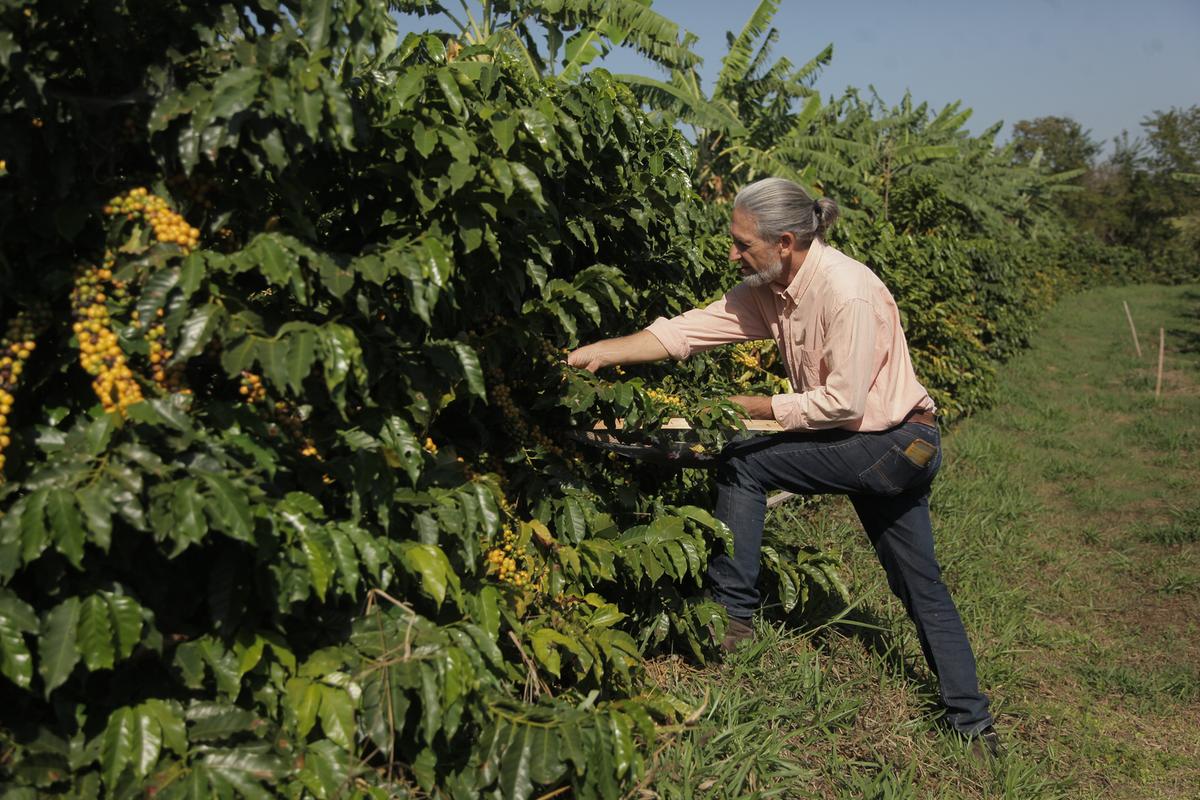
[729,244,741,262]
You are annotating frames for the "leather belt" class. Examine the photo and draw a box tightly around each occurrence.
[904,407,938,428]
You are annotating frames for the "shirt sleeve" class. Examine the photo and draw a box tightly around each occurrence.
[771,298,880,430]
[645,283,773,360]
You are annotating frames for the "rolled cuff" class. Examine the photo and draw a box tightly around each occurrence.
[770,393,806,430]
[645,317,691,360]
[770,393,861,431]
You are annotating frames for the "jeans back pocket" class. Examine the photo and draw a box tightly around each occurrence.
[858,436,940,496]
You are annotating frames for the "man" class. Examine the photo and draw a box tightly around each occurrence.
[567,177,998,750]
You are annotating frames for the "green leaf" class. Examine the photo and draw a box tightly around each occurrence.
[476,586,501,641]
[297,739,350,800]
[412,121,437,158]
[491,115,518,154]
[427,341,487,401]
[610,712,635,778]
[395,542,458,608]
[38,597,81,697]
[379,416,422,484]
[187,701,257,742]
[106,594,144,661]
[100,707,136,788]
[498,724,533,800]
[0,30,20,69]
[200,474,255,542]
[173,303,224,362]
[211,66,261,119]
[299,526,334,602]
[0,590,37,689]
[530,628,562,677]
[435,69,466,119]
[508,162,546,208]
[318,685,356,750]
[77,485,115,553]
[284,329,318,393]
[201,748,287,790]
[137,268,181,323]
[78,595,116,671]
[47,489,85,569]
[132,704,164,778]
[285,677,322,737]
[21,489,50,567]
[558,498,588,545]
[527,724,565,785]
[296,89,324,139]
[173,479,209,551]
[143,699,188,757]
[327,526,360,597]
[234,632,266,679]
[317,324,364,411]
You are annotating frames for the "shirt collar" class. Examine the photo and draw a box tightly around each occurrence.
[774,238,825,305]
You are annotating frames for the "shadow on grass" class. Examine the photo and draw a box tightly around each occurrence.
[1169,289,1200,354]
[809,604,945,710]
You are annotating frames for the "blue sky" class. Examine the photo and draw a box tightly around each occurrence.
[396,0,1199,153]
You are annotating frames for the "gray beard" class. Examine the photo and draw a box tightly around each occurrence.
[741,257,784,288]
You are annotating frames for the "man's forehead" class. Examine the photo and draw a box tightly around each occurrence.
[730,209,755,236]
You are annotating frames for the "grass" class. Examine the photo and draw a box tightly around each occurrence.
[640,284,1200,799]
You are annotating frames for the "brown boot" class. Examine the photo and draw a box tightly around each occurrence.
[719,616,754,653]
[966,726,1003,764]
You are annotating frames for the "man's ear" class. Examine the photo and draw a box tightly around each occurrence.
[778,231,796,257]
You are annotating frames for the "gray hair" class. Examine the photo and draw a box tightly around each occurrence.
[733,177,839,246]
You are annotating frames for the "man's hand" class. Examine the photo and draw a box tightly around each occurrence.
[566,331,670,374]
[729,394,775,420]
[567,342,611,373]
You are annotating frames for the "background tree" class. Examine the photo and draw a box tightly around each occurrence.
[1010,115,1101,174]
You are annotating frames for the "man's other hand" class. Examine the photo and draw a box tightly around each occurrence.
[566,342,609,373]
[566,331,670,374]
[729,394,775,420]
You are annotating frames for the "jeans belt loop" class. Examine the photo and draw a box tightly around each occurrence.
[904,407,938,428]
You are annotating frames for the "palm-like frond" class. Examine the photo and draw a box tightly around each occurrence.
[615,73,747,136]
[716,0,780,94]
[539,0,701,72]
[792,43,833,88]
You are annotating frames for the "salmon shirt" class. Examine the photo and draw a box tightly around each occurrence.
[645,239,935,431]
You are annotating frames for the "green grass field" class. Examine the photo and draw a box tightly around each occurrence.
[641,284,1200,799]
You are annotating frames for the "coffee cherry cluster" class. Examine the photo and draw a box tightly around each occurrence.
[422,437,438,455]
[484,526,533,587]
[104,187,200,253]
[730,341,791,393]
[0,309,47,478]
[238,371,267,404]
[269,400,305,439]
[488,369,565,459]
[129,309,187,393]
[645,387,686,414]
[71,264,144,414]
[147,322,185,391]
[732,342,761,370]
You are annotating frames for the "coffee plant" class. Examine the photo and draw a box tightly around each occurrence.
[0,2,849,797]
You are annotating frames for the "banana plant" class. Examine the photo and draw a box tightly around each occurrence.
[616,0,854,199]
[389,0,700,80]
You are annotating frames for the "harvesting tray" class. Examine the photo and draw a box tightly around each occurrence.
[570,418,783,468]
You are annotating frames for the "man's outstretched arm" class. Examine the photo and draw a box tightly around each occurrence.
[567,331,669,373]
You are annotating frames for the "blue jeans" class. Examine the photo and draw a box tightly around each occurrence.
[708,419,993,735]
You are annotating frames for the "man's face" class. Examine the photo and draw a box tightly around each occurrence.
[729,208,783,287]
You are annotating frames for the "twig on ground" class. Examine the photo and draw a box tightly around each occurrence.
[1123,301,1143,357]
[1156,327,1165,399]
